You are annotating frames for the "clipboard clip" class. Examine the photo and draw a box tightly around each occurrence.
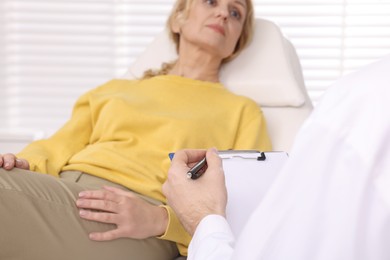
[257,152,266,161]
[218,150,266,161]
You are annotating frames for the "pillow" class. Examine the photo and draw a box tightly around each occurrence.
[125,18,305,107]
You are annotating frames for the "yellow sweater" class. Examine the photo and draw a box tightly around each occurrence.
[17,75,271,255]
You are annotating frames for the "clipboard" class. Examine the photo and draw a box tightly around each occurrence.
[219,150,288,237]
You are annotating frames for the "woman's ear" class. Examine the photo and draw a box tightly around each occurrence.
[171,12,184,33]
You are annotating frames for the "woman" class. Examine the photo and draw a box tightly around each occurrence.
[0,0,270,259]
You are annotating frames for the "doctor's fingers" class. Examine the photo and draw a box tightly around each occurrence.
[172,149,207,166]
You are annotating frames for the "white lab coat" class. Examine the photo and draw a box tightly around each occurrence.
[188,55,390,260]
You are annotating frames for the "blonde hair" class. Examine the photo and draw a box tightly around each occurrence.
[142,0,255,79]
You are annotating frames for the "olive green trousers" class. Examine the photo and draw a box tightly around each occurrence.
[0,168,178,260]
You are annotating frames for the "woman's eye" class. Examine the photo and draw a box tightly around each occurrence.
[205,0,217,6]
[230,9,241,20]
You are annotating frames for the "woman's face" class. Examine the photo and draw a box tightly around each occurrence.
[176,0,247,60]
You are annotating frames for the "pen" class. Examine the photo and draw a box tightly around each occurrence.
[187,157,207,180]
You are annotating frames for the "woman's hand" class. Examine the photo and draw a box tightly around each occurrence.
[162,148,227,236]
[76,186,168,241]
[0,153,30,170]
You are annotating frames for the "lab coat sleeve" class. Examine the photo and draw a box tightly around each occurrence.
[188,215,235,260]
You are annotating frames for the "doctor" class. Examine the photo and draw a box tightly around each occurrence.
[163,55,390,259]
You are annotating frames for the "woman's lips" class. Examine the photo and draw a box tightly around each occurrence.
[206,24,225,36]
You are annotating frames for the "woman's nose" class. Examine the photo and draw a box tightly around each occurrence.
[215,6,229,20]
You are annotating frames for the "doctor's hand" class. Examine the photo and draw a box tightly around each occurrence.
[0,153,30,170]
[162,148,227,236]
[76,186,168,241]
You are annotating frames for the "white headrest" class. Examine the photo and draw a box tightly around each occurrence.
[126,18,305,107]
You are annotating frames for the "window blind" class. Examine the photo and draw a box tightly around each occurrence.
[1,0,118,135]
[0,0,389,137]
[254,0,390,102]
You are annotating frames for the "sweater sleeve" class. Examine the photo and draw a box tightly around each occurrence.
[158,205,192,256]
[16,90,93,176]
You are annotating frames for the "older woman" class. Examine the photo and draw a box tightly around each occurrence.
[0,0,270,259]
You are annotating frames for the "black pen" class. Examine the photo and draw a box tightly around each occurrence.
[187,157,207,180]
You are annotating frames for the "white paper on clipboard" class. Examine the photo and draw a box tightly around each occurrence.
[219,150,288,237]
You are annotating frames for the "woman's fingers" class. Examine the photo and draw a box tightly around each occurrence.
[15,158,29,170]
[77,189,126,215]
[88,229,123,241]
[78,189,121,203]
[76,197,118,213]
[102,185,134,197]
[78,209,118,224]
[0,154,29,170]
[1,153,16,169]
